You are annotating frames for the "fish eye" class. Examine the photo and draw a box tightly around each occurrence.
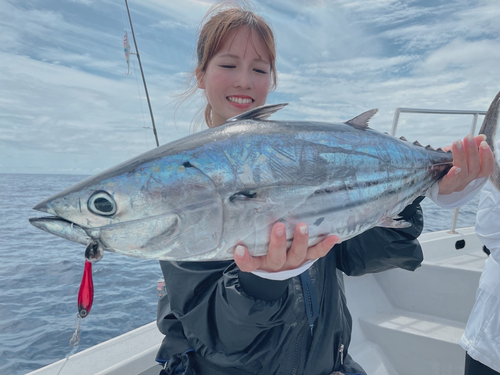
[88,191,116,216]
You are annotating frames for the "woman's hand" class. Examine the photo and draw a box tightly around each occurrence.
[234,222,339,273]
[438,134,494,195]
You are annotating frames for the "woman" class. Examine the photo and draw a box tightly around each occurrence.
[461,138,500,375]
[156,2,494,374]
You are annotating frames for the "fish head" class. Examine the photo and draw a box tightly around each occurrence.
[31,155,223,260]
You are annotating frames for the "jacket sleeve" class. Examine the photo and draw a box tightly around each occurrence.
[336,196,424,276]
[426,177,487,208]
[158,259,291,357]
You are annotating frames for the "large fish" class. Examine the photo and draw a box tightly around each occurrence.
[30,92,500,261]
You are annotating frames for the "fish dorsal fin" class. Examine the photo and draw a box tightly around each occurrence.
[226,103,288,123]
[345,109,378,129]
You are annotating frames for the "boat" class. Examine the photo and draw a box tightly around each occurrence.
[26,107,490,375]
[25,226,486,375]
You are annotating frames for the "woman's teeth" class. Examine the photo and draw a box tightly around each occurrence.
[228,97,252,104]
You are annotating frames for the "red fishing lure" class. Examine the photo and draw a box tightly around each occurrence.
[77,260,94,318]
[77,242,102,318]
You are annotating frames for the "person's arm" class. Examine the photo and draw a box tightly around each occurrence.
[476,176,500,264]
[158,259,291,356]
[476,138,500,264]
[430,134,493,208]
[336,197,424,276]
[427,177,487,208]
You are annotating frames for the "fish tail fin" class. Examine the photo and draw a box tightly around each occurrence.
[479,91,500,193]
[491,167,500,193]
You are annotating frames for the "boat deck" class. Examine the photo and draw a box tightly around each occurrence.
[347,227,485,375]
[28,227,486,375]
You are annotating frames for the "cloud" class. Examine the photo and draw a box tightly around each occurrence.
[417,38,500,72]
[2,0,499,174]
[378,0,500,52]
[0,51,191,174]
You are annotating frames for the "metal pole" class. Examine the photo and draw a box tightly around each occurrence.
[449,208,460,234]
[390,108,401,136]
[470,113,479,135]
[124,0,160,147]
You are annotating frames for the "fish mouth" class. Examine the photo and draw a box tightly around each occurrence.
[29,216,91,245]
[29,213,181,258]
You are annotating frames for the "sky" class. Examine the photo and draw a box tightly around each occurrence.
[1,0,499,175]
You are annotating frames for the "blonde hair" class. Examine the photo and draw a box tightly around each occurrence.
[181,1,277,129]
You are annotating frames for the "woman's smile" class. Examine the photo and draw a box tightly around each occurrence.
[227,95,254,107]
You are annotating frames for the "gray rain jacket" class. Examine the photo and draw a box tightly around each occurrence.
[156,198,424,375]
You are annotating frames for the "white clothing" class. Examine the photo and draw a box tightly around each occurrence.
[252,259,318,280]
[426,177,487,209]
[460,139,500,372]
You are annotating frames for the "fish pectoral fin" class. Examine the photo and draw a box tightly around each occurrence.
[375,218,412,229]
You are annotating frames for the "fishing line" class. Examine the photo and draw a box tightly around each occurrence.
[55,314,82,375]
[131,58,150,150]
[120,0,149,149]
[119,0,128,32]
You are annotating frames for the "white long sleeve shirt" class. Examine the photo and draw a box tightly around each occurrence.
[460,139,500,372]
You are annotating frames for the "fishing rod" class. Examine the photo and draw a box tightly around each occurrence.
[55,3,162,352]
[124,0,160,147]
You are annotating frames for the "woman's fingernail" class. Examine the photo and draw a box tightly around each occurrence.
[275,225,285,237]
[481,141,488,149]
[299,224,308,235]
[235,245,245,257]
[455,140,462,149]
[455,167,462,175]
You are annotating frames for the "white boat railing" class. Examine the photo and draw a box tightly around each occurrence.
[390,107,487,233]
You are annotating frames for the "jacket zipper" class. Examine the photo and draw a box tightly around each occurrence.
[338,340,344,365]
[300,271,319,335]
[291,322,307,375]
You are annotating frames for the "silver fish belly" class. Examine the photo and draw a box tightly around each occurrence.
[29,92,500,261]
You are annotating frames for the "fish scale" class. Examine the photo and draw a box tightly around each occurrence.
[29,92,499,261]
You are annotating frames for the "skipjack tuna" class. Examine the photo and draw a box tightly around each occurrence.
[30,92,499,262]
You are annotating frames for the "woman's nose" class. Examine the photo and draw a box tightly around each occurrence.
[234,69,253,89]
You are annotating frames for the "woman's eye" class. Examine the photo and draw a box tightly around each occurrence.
[220,65,235,69]
[254,68,268,74]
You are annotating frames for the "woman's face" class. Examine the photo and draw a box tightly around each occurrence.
[198,27,272,128]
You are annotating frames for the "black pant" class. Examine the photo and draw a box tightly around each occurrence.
[465,352,500,375]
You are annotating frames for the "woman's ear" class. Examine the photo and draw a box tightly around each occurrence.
[196,69,205,89]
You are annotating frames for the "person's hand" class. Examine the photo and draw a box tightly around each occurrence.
[438,134,494,195]
[234,222,339,273]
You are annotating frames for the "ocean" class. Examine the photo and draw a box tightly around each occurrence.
[0,173,480,375]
